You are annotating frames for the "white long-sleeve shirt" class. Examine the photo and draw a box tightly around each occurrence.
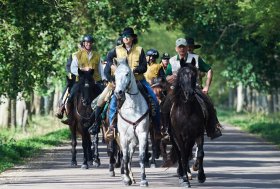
[70,51,101,76]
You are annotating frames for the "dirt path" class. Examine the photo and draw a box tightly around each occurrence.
[1,124,280,189]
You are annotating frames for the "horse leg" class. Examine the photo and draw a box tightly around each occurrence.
[69,125,77,167]
[81,133,89,169]
[195,136,206,183]
[108,140,116,177]
[138,133,149,187]
[160,138,168,163]
[115,150,121,168]
[92,133,101,167]
[175,138,191,188]
[150,130,157,168]
[144,140,150,167]
[121,142,132,186]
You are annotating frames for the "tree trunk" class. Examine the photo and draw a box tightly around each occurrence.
[33,93,41,115]
[10,99,16,128]
[236,82,244,112]
[0,96,9,128]
[228,88,234,109]
[267,92,274,114]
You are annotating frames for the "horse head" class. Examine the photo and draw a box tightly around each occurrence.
[114,58,137,108]
[174,65,197,102]
[78,68,95,106]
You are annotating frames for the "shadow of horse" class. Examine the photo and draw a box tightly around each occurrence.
[163,65,206,187]
[66,69,101,169]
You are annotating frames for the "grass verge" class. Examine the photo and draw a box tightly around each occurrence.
[217,108,280,148]
[0,116,70,173]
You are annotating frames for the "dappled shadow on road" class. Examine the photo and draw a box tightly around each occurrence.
[1,124,280,188]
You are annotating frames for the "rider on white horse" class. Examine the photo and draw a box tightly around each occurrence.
[103,27,161,139]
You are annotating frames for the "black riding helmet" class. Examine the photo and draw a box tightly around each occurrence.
[146,49,159,59]
[161,52,170,60]
[82,35,94,43]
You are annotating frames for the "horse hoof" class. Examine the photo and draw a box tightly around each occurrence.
[140,180,148,187]
[81,164,89,169]
[198,173,206,183]
[192,164,198,171]
[123,176,132,186]
[115,162,121,168]
[71,161,77,167]
[123,180,132,186]
[179,177,191,187]
[187,172,192,180]
[109,171,115,177]
[180,181,191,188]
[92,159,101,167]
[150,163,156,168]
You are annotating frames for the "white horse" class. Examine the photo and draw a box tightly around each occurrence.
[114,58,149,187]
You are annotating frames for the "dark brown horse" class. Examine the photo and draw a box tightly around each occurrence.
[165,65,206,187]
[66,69,101,169]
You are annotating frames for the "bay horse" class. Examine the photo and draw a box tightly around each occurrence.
[66,68,101,169]
[168,65,206,187]
[114,58,149,186]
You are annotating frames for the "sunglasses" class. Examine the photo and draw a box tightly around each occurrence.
[122,34,132,38]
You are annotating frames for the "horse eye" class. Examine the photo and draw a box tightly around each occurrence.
[125,73,129,76]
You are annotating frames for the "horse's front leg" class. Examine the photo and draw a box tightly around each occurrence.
[81,130,89,169]
[138,133,148,187]
[175,137,191,188]
[69,125,77,167]
[92,133,101,167]
[121,141,132,186]
[108,140,117,177]
[194,136,206,183]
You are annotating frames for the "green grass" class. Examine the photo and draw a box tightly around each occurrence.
[218,108,280,147]
[0,116,70,173]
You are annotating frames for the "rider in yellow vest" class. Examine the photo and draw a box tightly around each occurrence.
[144,49,165,84]
[55,41,84,120]
[63,35,103,124]
[102,27,161,139]
[88,37,123,135]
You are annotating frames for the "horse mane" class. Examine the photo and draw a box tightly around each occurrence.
[173,64,198,102]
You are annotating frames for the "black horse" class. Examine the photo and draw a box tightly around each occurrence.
[165,65,206,187]
[66,69,101,169]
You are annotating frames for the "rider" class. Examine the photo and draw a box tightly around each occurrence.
[165,37,222,139]
[55,41,84,120]
[144,48,165,84]
[160,52,172,77]
[103,27,161,139]
[63,34,102,124]
[88,37,123,135]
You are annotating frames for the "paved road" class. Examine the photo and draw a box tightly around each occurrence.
[1,124,280,189]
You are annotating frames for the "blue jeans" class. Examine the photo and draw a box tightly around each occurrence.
[109,79,161,132]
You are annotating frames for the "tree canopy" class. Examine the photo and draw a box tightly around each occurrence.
[0,0,279,99]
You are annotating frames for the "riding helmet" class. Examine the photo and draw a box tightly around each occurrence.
[146,49,159,59]
[82,35,94,43]
[161,52,170,60]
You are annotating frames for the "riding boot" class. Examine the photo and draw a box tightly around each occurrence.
[55,104,65,119]
[204,98,222,140]
[88,106,102,135]
[61,98,73,125]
